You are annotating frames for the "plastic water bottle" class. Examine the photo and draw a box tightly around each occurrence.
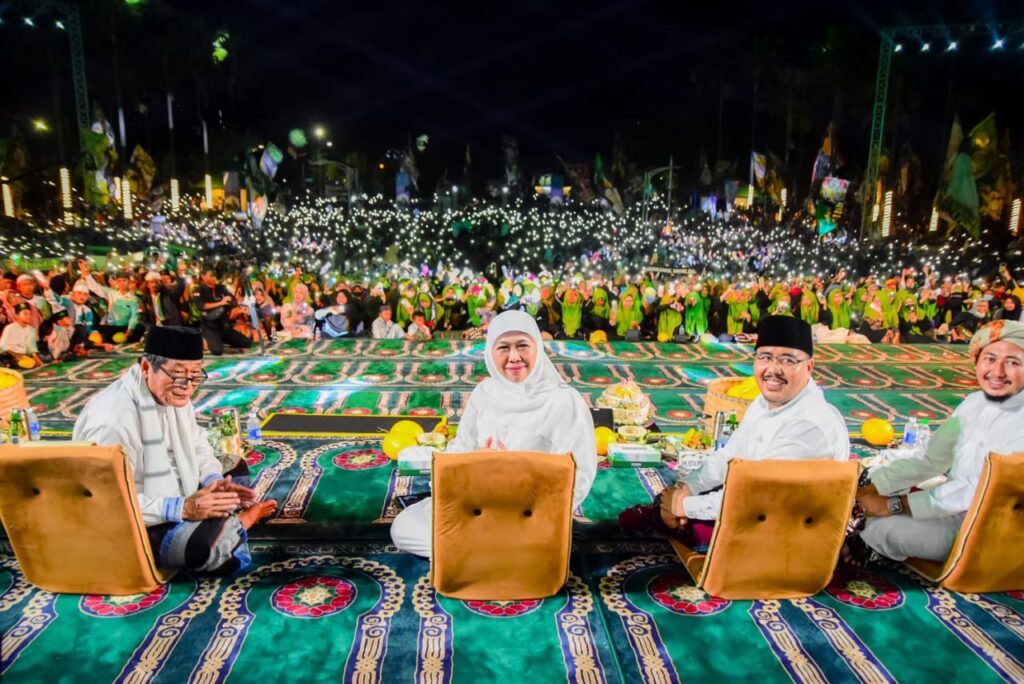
[902,416,918,448]
[916,419,931,456]
[25,409,41,441]
[246,411,262,447]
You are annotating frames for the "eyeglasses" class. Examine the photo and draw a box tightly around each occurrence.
[753,352,810,368]
[158,366,209,388]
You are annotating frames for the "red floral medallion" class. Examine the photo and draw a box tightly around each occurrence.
[648,573,730,615]
[84,371,113,379]
[333,448,390,470]
[850,410,876,419]
[643,377,667,385]
[308,374,333,382]
[854,378,876,386]
[271,576,356,618]
[463,598,542,618]
[826,568,904,610]
[279,407,307,414]
[419,374,444,382]
[252,373,278,381]
[409,408,438,416]
[591,377,613,384]
[908,410,936,419]
[1007,590,1024,601]
[666,410,694,420]
[81,584,169,618]
[342,407,371,415]
[245,450,266,467]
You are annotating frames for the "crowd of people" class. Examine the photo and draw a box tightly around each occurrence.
[0,249,1020,368]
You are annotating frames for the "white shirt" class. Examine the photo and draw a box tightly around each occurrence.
[871,389,1024,519]
[73,368,223,525]
[681,378,851,520]
[0,322,38,355]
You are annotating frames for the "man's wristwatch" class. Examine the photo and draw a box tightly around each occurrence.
[886,496,904,515]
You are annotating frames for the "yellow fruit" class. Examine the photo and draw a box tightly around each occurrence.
[112,332,128,344]
[88,331,104,345]
[861,418,895,447]
[594,426,617,456]
[382,431,419,460]
[726,376,760,400]
[657,332,670,343]
[390,419,425,438]
[17,357,36,370]
[589,331,608,344]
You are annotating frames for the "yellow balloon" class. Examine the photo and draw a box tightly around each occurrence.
[861,418,895,447]
[390,420,425,438]
[112,332,128,344]
[88,331,104,345]
[17,357,36,369]
[657,332,670,343]
[594,426,618,456]
[382,431,419,460]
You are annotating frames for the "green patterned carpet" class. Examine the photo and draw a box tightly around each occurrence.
[4,340,1019,682]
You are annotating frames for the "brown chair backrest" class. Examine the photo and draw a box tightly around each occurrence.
[938,451,1024,593]
[0,444,170,595]
[700,458,859,599]
[431,450,576,600]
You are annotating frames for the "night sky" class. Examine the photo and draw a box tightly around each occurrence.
[3,0,1022,186]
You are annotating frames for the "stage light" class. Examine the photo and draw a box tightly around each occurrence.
[54,20,65,30]
[170,178,180,211]
[1012,198,1021,236]
[326,141,333,148]
[23,16,35,27]
[945,41,957,51]
[881,191,893,238]
[122,178,133,220]
[314,126,326,139]
[929,208,938,232]
[32,119,49,132]
[920,42,930,52]
[893,43,903,52]
[205,173,213,209]
[60,167,73,225]
[992,38,1005,50]
[2,182,14,218]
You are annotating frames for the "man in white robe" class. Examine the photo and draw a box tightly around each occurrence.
[621,315,850,544]
[856,320,1024,562]
[73,326,276,573]
[390,310,597,558]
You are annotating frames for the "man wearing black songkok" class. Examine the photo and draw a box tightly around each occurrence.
[73,326,275,574]
[621,316,851,544]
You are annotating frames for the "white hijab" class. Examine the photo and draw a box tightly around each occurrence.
[477,310,566,413]
[450,310,598,507]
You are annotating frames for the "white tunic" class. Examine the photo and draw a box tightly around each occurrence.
[680,378,851,520]
[870,389,1024,517]
[73,366,223,526]
[862,389,1024,561]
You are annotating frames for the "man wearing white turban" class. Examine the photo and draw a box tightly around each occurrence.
[390,310,598,558]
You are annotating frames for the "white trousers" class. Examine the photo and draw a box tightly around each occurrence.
[861,512,965,562]
[390,497,433,558]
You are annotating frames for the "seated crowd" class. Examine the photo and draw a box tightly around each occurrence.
[1,256,1021,368]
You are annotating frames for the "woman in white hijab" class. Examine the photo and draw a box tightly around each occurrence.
[390,310,597,557]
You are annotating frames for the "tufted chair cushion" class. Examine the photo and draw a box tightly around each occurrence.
[669,458,858,600]
[0,444,172,595]
[906,452,1024,593]
[431,450,576,600]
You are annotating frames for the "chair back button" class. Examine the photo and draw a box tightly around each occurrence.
[757,514,766,522]
[523,509,532,517]
[31,487,40,496]
[472,508,482,516]
[84,489,93,498]
[805,517,814,525]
